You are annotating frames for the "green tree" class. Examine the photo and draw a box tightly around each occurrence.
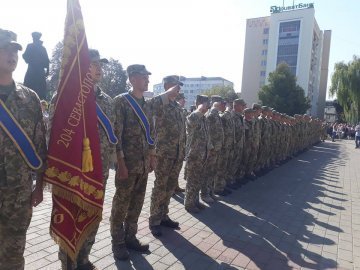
[258,63,310,115]
[203,85,239,101]
[329,56,360,124]
[47,42,129,100]
[98,58,129,98]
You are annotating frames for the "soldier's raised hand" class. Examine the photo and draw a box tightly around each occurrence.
[166,84,180,101]
[196,103,208,114]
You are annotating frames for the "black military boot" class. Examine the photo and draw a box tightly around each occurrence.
[125,238,149,252]
[160,217,179,229]
[112,243,130,261]
[150,225,162,237]
[75,262,98,270]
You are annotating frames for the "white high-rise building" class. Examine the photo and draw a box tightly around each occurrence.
[153,76,233,110]
[241,3,331,118]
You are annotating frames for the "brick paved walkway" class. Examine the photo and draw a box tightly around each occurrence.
[25,140,360,270]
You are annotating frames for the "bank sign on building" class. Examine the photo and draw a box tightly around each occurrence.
[241,3,331,118]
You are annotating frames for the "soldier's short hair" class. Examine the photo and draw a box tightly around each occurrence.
[252,103,261,110]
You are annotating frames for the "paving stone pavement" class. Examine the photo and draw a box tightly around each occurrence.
[24,140,360,270]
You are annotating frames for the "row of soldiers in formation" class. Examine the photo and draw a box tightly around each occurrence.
[183,95,326,216]
[0,28,326,270]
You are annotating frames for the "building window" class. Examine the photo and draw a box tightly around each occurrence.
[183,90,188,94]
[261,60,267,66]
[190,90,194,93]
[260,71,266,77]
[263,39,268,45]
[277,20,301,75]
[263,28,269,34]
[262,50,267,56]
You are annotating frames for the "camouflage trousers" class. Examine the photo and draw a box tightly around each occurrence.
[256,140,268,171]
[231,143,243,179]
[184,155,206,208]
[201,150,219,197]
[225,148,234,184]
[149,156,183,226]
[214,148,230,192]
[0,187,32,270]
[246,143,259,174]
[110,171,148,245]
[59,224,99,270]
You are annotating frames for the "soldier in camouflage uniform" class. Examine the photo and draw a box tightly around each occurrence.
[231,99,246,185]
[149,76,186,237]
[185,95,211,213]
[244,104,261,180]
[110,65,179,260]
[174,92,186,193]
[52,49,117,270]
[0,29,47,270]
[221,99,237,190]
[201,97,224,203]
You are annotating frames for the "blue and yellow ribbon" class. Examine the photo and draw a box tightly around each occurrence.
[96,103,118,144]
[0,100,43,169]
[123,93,154,145]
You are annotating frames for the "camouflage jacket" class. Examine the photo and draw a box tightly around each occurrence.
[48,86,116,181]
[232,111,245,149]
[205,108,224,152]
[0,82,47,190]
[154,100,186,160]
[186,111,212,161]
[251,118,261,147]
[114,90,167,173]
[221,110,235,149]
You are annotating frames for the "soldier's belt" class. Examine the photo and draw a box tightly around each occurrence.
[0,100,42,169]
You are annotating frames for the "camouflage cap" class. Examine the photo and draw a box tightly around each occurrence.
[89,49,109,63]
[233,98,246,106]
[252,103,262,110]
[176,92,185,101]
[196,94,209,104]
[0,29,22,51]
[163,75,184,86]
[31,31,42,40]
[261,106,271,111]
[211,95,224,103]
[127,64,151,76]
[243,108,254,114]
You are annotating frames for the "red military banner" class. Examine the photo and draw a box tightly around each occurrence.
[44,0,104,260]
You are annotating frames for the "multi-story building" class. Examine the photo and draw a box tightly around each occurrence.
[153,76,233,110]
[241,3,331,118]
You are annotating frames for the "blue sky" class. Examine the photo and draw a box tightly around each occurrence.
[1,0,359,98]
